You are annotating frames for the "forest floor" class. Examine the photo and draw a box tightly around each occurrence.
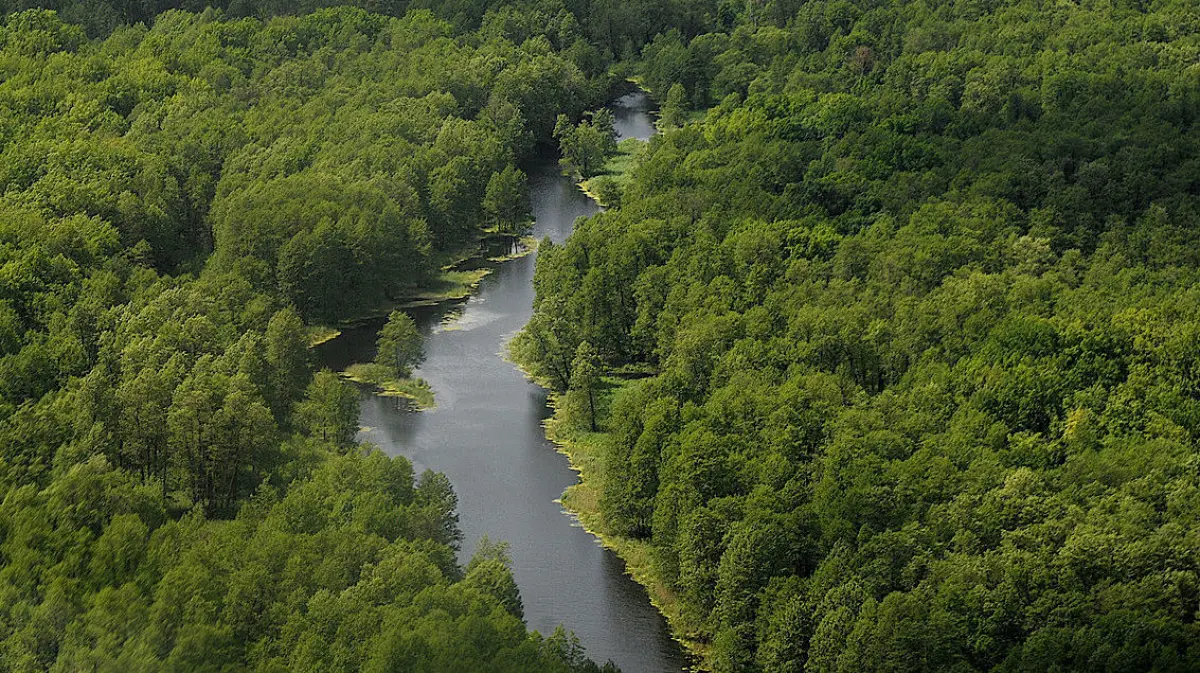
[543,379,711,667]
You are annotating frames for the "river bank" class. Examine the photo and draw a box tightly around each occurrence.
[316,92,688,670]
[341,363,436,410]
[519,86,714,669]
[539,384,713,668]
[578,137,648,206]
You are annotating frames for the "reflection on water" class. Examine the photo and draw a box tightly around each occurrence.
[315,92,687,672]
[612,90,658,142]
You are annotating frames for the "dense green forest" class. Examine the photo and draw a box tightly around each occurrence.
[517,0,1200,671]
[7,0,1200,670]
[0,0,721,50]
[0,4,633,670]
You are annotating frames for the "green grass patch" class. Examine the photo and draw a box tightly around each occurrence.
[307,325,341,348]
[393,268,491,309]
[580,137,648,207]
[342,363,436,410]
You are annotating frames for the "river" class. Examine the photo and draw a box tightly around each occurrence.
[316,90,686,672]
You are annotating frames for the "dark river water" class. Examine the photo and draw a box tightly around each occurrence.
[317,91,686,672]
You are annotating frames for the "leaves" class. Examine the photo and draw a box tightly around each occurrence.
[516,0,1200,670]
[0,7,620,672]
[375,310,422,378]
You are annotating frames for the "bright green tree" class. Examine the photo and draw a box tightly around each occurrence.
[296,369,360,448]
[375,310,423,377]
[660,83,688,128]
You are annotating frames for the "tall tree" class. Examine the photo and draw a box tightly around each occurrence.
[660,83,688,128]
[375,310,423,377]
[295,369,360,448]
[265,307,310,419]
[484,165,531,234]
[568,340,602,431]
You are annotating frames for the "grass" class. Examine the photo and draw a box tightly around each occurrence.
[543,377,710,666]
[306,325,341,348]
[393,267,491,310]
[486,235,539,262]
[342,363,436,410]
[580,137,648,206]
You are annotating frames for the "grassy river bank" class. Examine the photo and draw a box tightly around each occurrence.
[539,380,711,667]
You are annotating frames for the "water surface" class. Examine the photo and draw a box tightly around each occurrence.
[318,91,684,672]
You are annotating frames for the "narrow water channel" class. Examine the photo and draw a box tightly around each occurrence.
[316,91,686,672]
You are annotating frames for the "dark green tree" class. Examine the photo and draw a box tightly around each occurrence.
[265,307,310,419]
[567,340,602,431]
[484,165,531,234]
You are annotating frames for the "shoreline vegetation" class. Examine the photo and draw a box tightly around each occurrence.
[306,325,342,348]
[526,103,712,665]
[341,362,436,410]
[543,384,711,667]
[310,231,537,340]
[578,137,647,207]
[508,331,708,665]
[317,79,681,659]
[566,79,654,207]
[540,89,716,668]
[400,231,538,309]
[326,232,537,411]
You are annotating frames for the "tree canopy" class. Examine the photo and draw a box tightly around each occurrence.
[376,310,424,377]
[516,0,1200,670]
[7,0,1200,670]
[0,5,621,671]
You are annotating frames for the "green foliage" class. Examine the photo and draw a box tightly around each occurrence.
[659,82,688,128]
[587,175,622,208]
[518,0,1200,670]
[0,6,621,671]
[342,362,436,409]
[485,165,531,234]
[565,340,601,431]
[265,307,310,417]
[554,109,618,178]
[20,0,1200,668]
[0,448,608,672]
[375,310,423,377]
[0,5,607,323]
[465,536,524,620]
[296,369,360,448]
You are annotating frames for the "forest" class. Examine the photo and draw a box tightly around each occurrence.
[0,2,639,670]
[516,0,1200,671]
[2,0,1199,671]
